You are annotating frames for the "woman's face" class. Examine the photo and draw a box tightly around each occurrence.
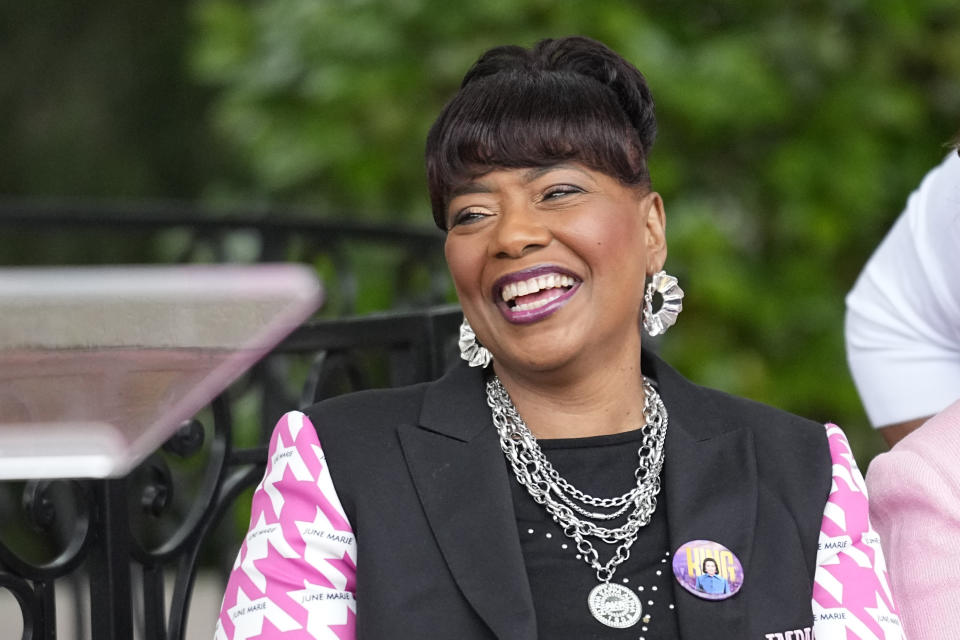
[704,560,718,575]
[444,163,666,377]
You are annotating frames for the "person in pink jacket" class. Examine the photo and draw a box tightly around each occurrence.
[867,400,960,638]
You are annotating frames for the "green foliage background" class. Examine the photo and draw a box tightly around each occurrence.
[5,0,960,465]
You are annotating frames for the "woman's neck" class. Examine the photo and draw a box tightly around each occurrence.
[492,349,648,439]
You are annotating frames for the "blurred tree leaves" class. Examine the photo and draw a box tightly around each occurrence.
[0,0,235,198]
[188,0,959,462]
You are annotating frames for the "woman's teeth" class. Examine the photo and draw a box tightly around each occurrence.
[512,289,566,311]
[500,274,576,307]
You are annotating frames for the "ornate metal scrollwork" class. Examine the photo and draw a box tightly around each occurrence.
[0,572,37,640]
[162,419,206,458]
[22,481,56,534]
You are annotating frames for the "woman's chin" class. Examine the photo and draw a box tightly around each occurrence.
[492,344,583,378]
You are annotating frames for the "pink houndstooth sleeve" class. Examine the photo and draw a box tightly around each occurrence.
[215,411,357,640]
[812,424,904,639]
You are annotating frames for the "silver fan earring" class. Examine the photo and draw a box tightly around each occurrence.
[642,271,684,336]
[459,317,492,368]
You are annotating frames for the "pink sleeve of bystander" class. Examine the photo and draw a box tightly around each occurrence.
[867,399,960,640]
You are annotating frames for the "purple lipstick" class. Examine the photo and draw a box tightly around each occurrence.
[493,265,582,324]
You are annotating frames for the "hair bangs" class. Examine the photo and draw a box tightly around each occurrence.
[427,71,649,228]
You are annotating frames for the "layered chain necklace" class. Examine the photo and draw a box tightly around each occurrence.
[486,375,668,629]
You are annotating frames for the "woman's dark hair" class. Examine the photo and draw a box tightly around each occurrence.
[702,558,718,573]
[425,36,656,229]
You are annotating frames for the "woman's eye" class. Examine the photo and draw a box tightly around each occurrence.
[450,209,488,227]
[543,185,583,200]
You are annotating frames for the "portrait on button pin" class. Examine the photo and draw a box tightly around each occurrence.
[672,539,743,600]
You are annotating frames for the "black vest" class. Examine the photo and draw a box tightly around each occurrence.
[307,352,831,639]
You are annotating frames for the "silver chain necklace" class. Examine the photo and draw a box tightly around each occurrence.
[486,375,668,629]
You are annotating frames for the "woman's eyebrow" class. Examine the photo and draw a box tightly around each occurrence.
[450,164,591,199]
[521,163,589,182]
[449,181,492,199]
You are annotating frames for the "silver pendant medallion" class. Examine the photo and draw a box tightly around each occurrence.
[587,582,643,628]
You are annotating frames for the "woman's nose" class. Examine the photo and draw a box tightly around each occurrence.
[492,204,551,259]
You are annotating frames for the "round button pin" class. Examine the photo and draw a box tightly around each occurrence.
[672,540,743,600]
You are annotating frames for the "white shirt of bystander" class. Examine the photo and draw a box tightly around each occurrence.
[845,151,960,428]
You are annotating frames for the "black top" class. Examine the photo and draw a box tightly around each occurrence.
[510,428,680,640]
[311,353,832,639]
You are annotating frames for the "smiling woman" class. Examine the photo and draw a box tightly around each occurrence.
[443,164,662,388]
[216,37,903,640]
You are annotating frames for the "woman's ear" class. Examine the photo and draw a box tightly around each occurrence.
[642,192,667,273]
